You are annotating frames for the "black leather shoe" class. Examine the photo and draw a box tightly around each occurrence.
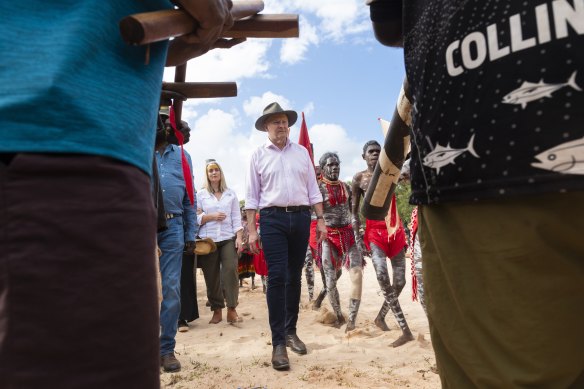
[161,353,181,372]
[286,333,307,355]
[271,345,290,370]
[178,319,189,332]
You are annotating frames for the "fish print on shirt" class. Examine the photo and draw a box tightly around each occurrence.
[422,134,480,174]
[532,136,584,175]
[502,71,582,109]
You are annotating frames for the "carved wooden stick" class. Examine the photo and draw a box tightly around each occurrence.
[361,78,412,221]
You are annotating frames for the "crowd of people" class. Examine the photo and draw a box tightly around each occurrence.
[1,0,582,388]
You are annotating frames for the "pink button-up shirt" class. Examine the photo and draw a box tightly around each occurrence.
[245,138,323,210]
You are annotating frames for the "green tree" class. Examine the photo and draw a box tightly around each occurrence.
[395,183,414,228]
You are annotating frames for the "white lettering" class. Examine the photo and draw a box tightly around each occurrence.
[446,40,464,76]
[461,32,487,69]
[535,3,552,43]
[510,13,537,52]
[444,1,584,77]
[553,0,584,39]
[487,23,511,61]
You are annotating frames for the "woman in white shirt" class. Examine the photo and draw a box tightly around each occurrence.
[197,159,243,324]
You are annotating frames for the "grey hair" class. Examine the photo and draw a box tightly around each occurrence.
[319,152,340,169]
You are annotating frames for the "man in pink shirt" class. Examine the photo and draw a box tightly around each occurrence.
[245,102,327,371]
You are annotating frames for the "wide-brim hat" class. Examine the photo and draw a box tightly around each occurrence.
[194,238,217,256]
[254,102,298,131]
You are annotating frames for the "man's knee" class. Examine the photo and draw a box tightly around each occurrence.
[267,270,286,286]
[394,276,406,295]
[161,277,180,301]
[325,270,338,287]
[391,250,407,293]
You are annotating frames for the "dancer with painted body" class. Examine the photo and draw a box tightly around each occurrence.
[317,152,364,332]
[351,140,414,346]
[311,164,342,310]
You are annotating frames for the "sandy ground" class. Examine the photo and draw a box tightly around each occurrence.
[161,255,440,389]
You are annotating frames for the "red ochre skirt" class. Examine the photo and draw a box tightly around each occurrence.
[364,218,407,259]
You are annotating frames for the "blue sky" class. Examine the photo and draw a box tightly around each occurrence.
[163,0,406,199]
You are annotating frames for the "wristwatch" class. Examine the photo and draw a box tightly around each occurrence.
[316,215,324,220]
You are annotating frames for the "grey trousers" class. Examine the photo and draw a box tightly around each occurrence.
[200,239,239,310]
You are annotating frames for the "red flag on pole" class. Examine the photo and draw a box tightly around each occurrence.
[298,112,314,164]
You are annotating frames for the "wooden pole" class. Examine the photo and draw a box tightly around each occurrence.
[173,64,187,124]
[162,82,237,98]
[121,11,298,46]
[120,0,264,45]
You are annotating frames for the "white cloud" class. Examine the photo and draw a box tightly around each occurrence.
[163,39,272,83]
[280,18,319,64]
[270,0,370,41]
[184,108,255,199]
[308,123,366,182]
[243,91,292,120]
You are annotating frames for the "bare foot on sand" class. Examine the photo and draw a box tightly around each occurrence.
[345,320,356,333]
[332,315,347,329]
[209,309,222,324]
[374,316,390,331]
[227,308,242,323]
[392,331,415,347]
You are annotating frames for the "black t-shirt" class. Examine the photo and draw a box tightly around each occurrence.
[371,0,584,204]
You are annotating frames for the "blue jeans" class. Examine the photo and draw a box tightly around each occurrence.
[158,216,184,356]
[260,208,311,346]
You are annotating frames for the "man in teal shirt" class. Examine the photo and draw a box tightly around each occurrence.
[0,1,232,387]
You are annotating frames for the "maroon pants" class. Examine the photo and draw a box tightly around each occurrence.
[0,154,160,388]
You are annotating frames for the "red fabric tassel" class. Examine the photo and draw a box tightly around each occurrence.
[411,260,418,302]
[169,106,194,206]
[322,179,347,206]
[408,207,419,302]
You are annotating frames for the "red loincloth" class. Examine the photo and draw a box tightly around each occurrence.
[316,224,356,270]
[364,218,407,259]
